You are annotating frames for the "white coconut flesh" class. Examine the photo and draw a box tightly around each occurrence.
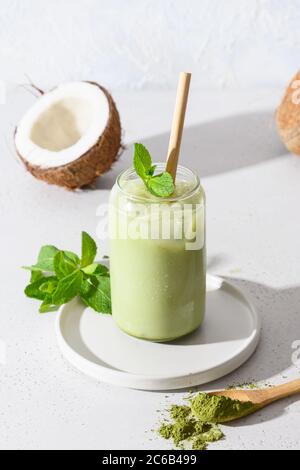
[15,82,110,168]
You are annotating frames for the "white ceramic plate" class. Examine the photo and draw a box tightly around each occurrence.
[56,275,260,390]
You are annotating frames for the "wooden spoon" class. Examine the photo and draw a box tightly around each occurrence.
[208,379,300,422]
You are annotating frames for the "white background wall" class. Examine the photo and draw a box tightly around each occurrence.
[1,0,300,91]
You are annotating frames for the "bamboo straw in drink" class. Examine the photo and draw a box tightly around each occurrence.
[166,72,192,181]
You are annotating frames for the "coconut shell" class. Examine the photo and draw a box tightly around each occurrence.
[276,70,300,156]
[16,82,122,190]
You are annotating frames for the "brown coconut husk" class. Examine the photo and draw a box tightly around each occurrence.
[276,70,300,156]
[16,82,122,190]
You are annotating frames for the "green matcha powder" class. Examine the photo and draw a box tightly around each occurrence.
[159,392,258,450]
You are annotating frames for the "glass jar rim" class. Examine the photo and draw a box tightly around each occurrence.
[116,164,201,203]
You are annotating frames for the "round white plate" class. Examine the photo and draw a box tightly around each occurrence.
[56,275,260,390]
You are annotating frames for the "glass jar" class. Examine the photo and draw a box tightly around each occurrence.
[109,164,206,341]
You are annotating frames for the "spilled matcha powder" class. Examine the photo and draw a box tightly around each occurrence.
[159,404,224,450]
[159,392,258,450]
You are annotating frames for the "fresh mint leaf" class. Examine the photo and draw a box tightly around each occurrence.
[52,270,83,306]
[54,251,78,279]
[39,279,58,294]
[80,275,111,314]
[39,297,60,314]
[94,264,109,276]
[147,172,175,197]
[25,280,46,301]
[23,245,59,273]
[133,143,152,180]
[81,263,109,276]
[81,232,97,268]
[30,270,43,283]
[23,265,41,272]
[37,245,59,271]
[25,276,57,301]
[81,263,98,275]
[64,251,80,265]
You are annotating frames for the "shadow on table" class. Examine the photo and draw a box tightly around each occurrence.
[96,110,286,190]
[165,276,300,424]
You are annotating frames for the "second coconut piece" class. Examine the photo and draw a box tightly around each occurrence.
[276,70,300,156]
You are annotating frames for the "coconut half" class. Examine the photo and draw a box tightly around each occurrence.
[15,81,122,189]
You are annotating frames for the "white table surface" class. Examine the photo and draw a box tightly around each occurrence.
[1,86,300,450]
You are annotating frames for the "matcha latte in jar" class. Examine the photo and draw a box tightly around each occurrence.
[109,164,206,341]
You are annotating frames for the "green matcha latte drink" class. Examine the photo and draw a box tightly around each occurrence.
[109,163,206,341]
[109,72,204,341]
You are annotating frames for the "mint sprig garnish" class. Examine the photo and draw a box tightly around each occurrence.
[147,172,175,197]
[23,232,111,314]
[133,143,175,197]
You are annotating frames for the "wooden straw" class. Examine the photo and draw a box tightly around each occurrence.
[166,72,191,181]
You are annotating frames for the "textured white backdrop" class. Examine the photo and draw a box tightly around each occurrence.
[0,0,299,91]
